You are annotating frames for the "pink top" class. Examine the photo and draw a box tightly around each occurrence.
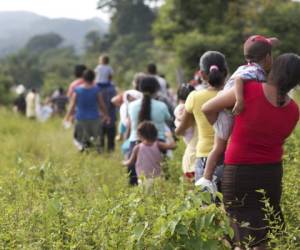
[135,142,162,178]
[225,81,299,165]
[67,78,85,98]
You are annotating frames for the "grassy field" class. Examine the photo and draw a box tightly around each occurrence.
[0,107,299,249]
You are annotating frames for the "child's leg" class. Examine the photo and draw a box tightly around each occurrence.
[204,135,227,180]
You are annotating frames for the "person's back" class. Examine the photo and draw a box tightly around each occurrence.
[95,55,113,84]
[97,83,117,125]
[52,89,68,115]
[75,86,100,120]
[97,82,117,151]
[129,98,171,142]
[136,141,162,178]
[26,91,36,118]
[147,63,168,98]
[14,94,26,114]
[95,65,113,84]
[185,89,218,157]
[226,81,299,164]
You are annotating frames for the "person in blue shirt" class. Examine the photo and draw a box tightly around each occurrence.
[65,70,109,152]
[97,81,117,152]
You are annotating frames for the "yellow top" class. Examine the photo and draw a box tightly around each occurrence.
[185,89,218,157]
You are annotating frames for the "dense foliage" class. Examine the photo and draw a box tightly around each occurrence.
[154,0,300,80]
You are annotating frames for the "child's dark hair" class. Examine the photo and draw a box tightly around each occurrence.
[269,53,300,106]
[147,63,157,74]
[199,51,228,88]
[74,64,87,78]
[177,83,195,101]
[138,121,158,142]
[138,76,160,123]
[100,55,109,64]
[83,69,95,84]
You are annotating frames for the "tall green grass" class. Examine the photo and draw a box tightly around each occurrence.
[0,107,299,249]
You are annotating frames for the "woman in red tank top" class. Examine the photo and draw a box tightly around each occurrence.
[202,53,300,250]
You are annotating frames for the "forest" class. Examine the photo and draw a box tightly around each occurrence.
[1,0,300,102]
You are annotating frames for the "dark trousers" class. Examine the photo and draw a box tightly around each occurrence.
[128,141,138,186]
[75,119,102,150]
[222,163,283,248]
[100,125,116,152]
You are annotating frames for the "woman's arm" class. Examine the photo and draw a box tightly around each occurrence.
[97,93,110,123]
[124,118,131,140]
[158,140,176,151]
[201,88,236,125]
[175,110,194,136]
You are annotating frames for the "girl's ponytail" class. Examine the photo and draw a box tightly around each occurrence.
[199,51,228,88]
[138,93,152,123]
[208,65,224,88]
[138,76,159,123]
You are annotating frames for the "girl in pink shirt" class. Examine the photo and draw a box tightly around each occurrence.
[123,121,176,183]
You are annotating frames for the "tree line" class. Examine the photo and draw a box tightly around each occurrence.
[1,0,300,104]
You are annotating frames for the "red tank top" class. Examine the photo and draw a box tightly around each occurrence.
[225,81,299,165]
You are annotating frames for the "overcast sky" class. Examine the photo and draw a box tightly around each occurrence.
[0,0,111,22]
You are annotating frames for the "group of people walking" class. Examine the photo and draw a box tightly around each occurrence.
[30,34,300,249]
[175,35,300,249]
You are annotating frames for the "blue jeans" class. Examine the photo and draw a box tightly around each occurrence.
[195,157,224,183]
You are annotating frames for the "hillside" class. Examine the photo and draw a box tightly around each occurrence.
[0,11,109,57]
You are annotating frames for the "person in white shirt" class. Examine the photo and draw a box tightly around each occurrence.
[147,63,168,98]
[94,55,114,85]
[26,88,39,119]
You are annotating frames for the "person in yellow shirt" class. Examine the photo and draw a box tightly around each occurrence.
[175,51,228,186]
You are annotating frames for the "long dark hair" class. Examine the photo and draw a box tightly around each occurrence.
[138,76,159,123]
[199,51,228,88]
[269,53,300,106]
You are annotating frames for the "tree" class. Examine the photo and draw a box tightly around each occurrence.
[26,33,63,54]
[153,0,300,80]
[84,30,112,54]
[3,50,43,88]
[0,72,14,104]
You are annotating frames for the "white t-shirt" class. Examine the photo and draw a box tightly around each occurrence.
[94,64,113,83]
[155,75,168,97]
[174,103,194,144]
[26,92,37,118]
